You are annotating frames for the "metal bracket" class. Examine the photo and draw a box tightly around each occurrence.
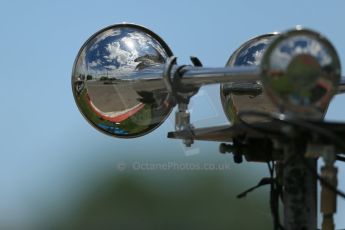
[320,146,337,230]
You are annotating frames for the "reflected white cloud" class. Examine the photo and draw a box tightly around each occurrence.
[234,37,272,66]
[89,60,101,68]
[270,35,333,70]
[78,28,169,78]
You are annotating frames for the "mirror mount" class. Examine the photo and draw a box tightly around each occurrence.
[163,56,204,146]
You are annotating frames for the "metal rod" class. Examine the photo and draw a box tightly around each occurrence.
[180,66,260,87]
[131,66,345,96]
[126,65,260,92]
[320,147,337,230]
[181,68,345,97]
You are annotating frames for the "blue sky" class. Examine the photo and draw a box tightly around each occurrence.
[1,0,345,228]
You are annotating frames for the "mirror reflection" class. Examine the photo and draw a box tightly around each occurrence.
[261,30,341,117]
[72,24,174,137]
[220,34,277,123]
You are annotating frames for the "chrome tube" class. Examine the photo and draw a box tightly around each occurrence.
[117,65,261,92]
[180,66,260,87]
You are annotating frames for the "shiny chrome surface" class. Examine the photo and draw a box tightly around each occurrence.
[180,66,260,87]
[72,24,174,138]
[338,77,345,94]
[261,28,341,119]
[220,33,278,123]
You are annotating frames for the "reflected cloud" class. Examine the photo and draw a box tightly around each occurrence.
[234,37,272,66]
[270,35,332,70]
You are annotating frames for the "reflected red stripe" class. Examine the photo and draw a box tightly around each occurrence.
[86,93,145,123]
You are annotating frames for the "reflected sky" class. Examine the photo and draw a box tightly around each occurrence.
[233,36,273,66]
[270,35,333,70]
[77,27,169,77]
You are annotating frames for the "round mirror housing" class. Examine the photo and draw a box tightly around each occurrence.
[261,28,341,119]
[72,23,174,138]
[220,33,278,123]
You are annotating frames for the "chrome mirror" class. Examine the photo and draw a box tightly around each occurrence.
[261,28,341,119]
[72,23,174,138]
[220,33,278,124]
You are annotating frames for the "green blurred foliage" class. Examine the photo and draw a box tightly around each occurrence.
[51,172,272,230]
